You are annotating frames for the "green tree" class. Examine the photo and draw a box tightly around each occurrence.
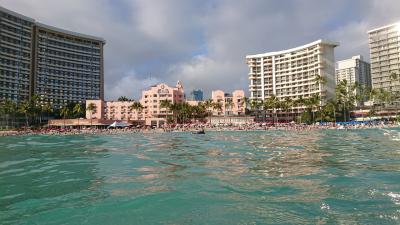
[225,98,234,116]
[335,80,355,122]
[18,100,32,129]
[86,103,97,126]
[314,74,327,92]
[160,99,172,109]
[282,97,293,123]
[118,96,130,101]
[1,99,17,129]
[321,99,338,122]
[42,102,53,123]
[241,97,249,109]
[60,106,70,127]
[129,101,144,121]
[264,95,278,124]
[203,99,213,116]
[73,103,83,128]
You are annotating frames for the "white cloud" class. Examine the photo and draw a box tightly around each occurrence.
[105,71,161,101]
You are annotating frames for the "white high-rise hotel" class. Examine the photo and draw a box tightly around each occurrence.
[368,23,400,97]
[336,55,371,88]
[246,40,339,108]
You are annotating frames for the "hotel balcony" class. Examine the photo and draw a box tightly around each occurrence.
[249,74,260,79]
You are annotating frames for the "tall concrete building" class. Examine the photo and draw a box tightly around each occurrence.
[368,23,400,98]
[0,6,105,107]
[246,40,339,109]
[0,6,35,102]
[336,55,371,87]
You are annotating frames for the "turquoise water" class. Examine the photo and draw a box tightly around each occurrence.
[1,129,400,224]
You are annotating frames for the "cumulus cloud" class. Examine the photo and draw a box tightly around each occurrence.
[1,0,400,99]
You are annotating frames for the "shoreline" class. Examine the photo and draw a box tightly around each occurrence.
[1,123,399,137]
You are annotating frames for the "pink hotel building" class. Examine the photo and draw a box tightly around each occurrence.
[211,90,246,116]
[86,81,245,127]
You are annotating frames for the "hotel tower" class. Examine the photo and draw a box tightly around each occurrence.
[368,23,400,101]
[0,6,105,107]
[246,40,338,109]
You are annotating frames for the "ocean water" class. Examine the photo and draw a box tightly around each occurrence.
[1,129,400,225]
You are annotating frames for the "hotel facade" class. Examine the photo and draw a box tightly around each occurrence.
[246,40,338,113]
[85,81,248,127]
[211,90,246,116]
[0,6,105,107]
[336,55,371,87]
[336,55,371,106]
[86,81,185,127]
[368,23,400,100]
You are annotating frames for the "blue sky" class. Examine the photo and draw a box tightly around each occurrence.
[1,0,400,99]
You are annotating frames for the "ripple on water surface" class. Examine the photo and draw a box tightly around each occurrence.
[0,129,400,224]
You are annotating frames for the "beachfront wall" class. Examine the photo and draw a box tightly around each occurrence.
[211,90,246,116]
[48,119,144,127]
[209,116,255,125]
[140,81,185,127]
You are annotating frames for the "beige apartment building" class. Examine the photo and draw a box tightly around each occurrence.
[211,90,246,116]
[368,23,400,101]
[246,40,338,114]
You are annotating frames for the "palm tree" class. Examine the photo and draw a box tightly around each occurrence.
[24,94,41,126]
[241,97,249,110]
[118,96,130,101]
[18,100,31,129]
[160,99,172,109]
[282,97,293,123]
[129,101,144,121]
[203,99,214,124]
[203,99,213,115]
[264,95,278,124]
[212,102,223,115]
[294,96,305,123]
[376,88,393,120]
[42,102,53,123]
[60,107,70,127]
[2,99,16,129]
[353,82,366,108]
[335,80,355,122]
[73,103,83,129]
[86,103,97,126]
[322,99,338,123]
[390,72,399,111]
[170,103,183,123]
[314,74,327,92]
[310,93,321,123]
[225,98,234,116]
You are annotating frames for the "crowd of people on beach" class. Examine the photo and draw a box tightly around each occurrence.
[0,120,398,137]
